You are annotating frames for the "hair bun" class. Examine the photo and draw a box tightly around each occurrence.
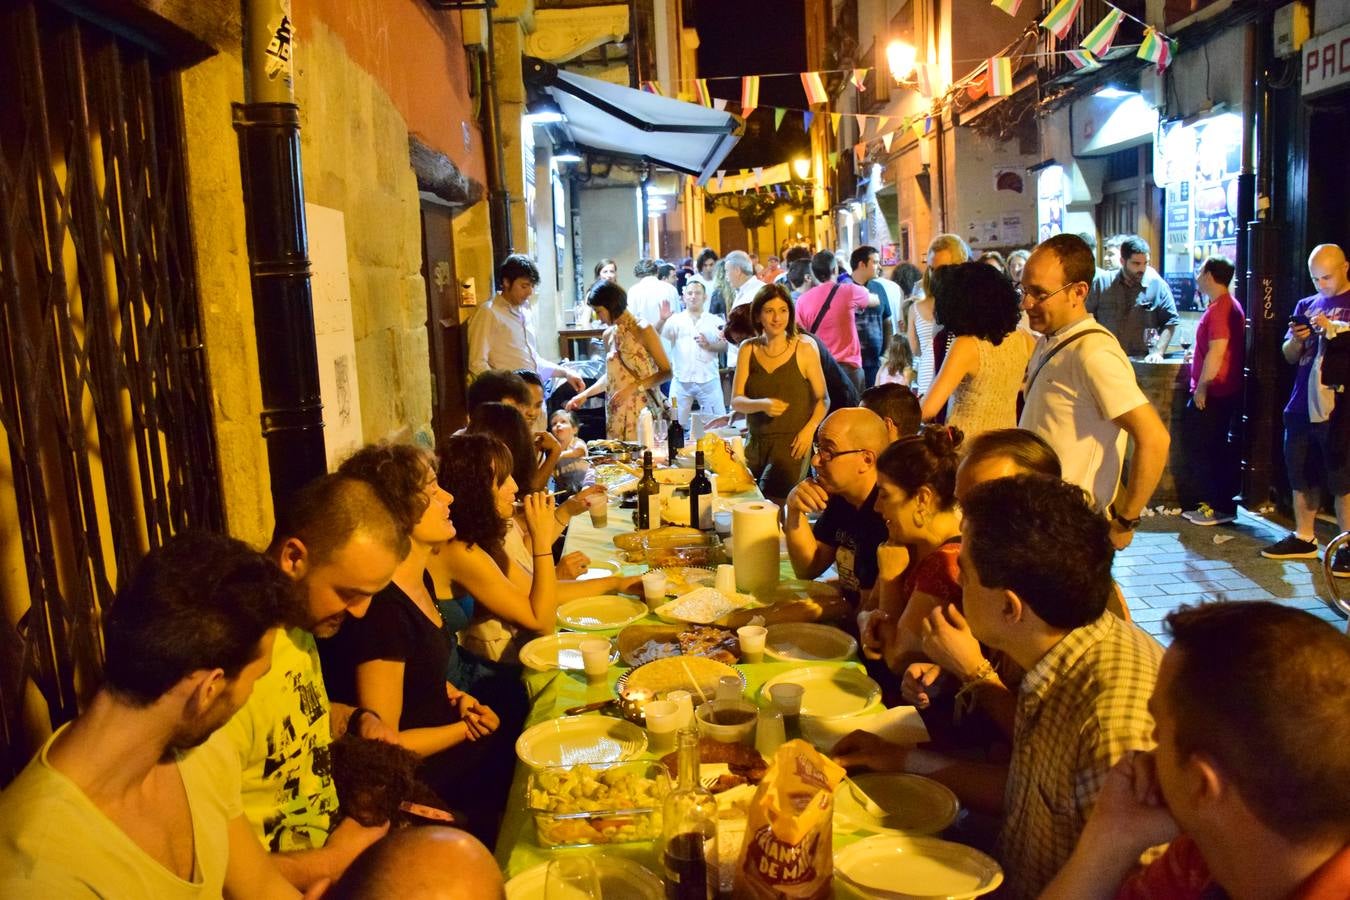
[920,423,964,455]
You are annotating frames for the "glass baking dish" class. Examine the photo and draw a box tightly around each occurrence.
[527,760,670,848]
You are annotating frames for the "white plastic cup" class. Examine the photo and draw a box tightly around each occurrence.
[587,493,608,528]
[579,639,611,682]
[715,564,737,596]
[641,570,668,607]
[644,699,681,754]
[769,682,805,717]
[714,510,733,536]
[736,625,767,664]
[755,708,786,758]
[716,674,743,703]
[666,690,695,730]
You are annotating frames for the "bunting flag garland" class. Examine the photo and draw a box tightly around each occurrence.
[801,71,829,105]
[882,131,895,152]
[828,151,839,168]
[741,75,760,116]
[966,70,989,100]
[829,112,842,135]
[913,63,935,98]
[713,97,728,111]
[694,78,711,106]
[877,116,891,133]
[1137,27,1174,72]
[991,0,1024,15]
[640,80,664,96]
[851,68,868,91]
[854,113,867,135]
[989,56,1014,96]
[1041,0,1083,40]
[753,166,764,186]
[803,111,815,130]
[1065,48,1102,69]
[854,142,866,165]
[1080,7,1124,57]
[716,170,725,190]
[774,107,786,130]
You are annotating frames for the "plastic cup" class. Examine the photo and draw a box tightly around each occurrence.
[644,699,681,754]
[755,709,786,758]
[715,564,737,596]
[769,682,805,717]
[641,570,668,607]
[587,493,608,528]
[579,639,611,682]
[713,510,733,536]
[666,690,695,730]
[736,625,767,664]
[716,674,743,703]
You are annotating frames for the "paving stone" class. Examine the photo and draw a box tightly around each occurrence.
[1115,573,1183,586]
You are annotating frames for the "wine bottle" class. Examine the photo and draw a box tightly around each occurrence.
[661,728,718,900]
[688,451,713,531]
[636,450,659,531]
[690,398,703,441]
[668,397,686,465]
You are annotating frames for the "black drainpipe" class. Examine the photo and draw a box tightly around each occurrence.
[234,0,327,513]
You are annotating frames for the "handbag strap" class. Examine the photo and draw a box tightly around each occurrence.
[1023,327,1114,396]
[809,283,843,335]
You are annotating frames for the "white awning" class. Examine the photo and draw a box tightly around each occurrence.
[524,57,741,185]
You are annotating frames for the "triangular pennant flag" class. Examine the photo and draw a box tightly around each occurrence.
[803,111,815,130]
[828,151,839,167]
[801,71,829,106]
[913,63,935,98]
[876,116,891,133]
[829,112,842,135]
[695,78,711,107]
[716,170,725,190]
[912,118,926,140]
[774,107,786,130]
[753,166,764,186]
[851,68,868,92]
[1081,6,1124,57]
[992,0,1024,15]
[713,97,728,111]
[1137,28,1174,72]
[1041,0,1083,40]
[989,56,1014,96]
[1064,48,1102,69]
[640,80,664,96]
[854,142,866,165]
[741,75,760,116]
[854,114,867,135]
[882,131,895,152]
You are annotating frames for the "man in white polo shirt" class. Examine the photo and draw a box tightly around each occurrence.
[1018,233,1170,550]
[662,279,726,428]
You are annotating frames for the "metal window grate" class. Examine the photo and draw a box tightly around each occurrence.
[0,1,223,778]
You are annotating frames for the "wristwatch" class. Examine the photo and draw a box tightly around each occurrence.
[1109,506,1141,530]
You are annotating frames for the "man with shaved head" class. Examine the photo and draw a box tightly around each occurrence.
[784,408,893,614]
[1261,243,1350,574]
[329,827,504,899]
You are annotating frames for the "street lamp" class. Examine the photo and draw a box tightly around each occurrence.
[785,214,795,225]
[793,157,811,180]
[886,41,917,83]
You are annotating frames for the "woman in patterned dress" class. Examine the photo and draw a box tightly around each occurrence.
[565,280,671,441]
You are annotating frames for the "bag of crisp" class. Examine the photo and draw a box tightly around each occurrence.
[733,739,845,899]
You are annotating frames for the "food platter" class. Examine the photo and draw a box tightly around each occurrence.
[615,656,744,706]
[763,623,858,661]
[515,716,648,769]
[506,856,663,900]
[617,623,740,666]
[556,595,649,631]
[658,565,717,595]
[833,835,1003,899]
[653,588,756,625]
[519,632,620,672]
[760,665,882,718]
[832,773,961,836]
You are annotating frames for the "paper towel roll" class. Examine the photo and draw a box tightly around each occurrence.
[732,500,781,595]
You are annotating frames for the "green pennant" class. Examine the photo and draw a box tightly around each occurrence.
[773,107,786,130]
[828,151,839,167]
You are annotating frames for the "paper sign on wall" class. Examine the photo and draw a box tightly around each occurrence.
[305,203,364,470]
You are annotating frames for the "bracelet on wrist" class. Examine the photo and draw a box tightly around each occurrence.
[533,551,553,558]
[349,706,380,731]
[954,660,996,702]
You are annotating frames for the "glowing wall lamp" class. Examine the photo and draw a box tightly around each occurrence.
[793,157,811,180]
[886,41,917,83]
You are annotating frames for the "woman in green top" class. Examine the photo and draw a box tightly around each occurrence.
[731,283,828,504]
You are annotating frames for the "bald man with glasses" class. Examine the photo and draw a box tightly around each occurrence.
[1018,234,1170,550]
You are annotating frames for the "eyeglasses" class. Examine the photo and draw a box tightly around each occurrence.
[1021,281,1081,304]
[813,445,868,464]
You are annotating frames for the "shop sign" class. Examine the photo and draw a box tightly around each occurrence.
[1302,22,1350,97]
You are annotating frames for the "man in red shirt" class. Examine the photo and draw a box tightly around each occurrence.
[794,250,874,393]
[1042,601,1350,900]
[1180,257,1245,526]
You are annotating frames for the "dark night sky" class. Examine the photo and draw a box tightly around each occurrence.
[693,0,810,170]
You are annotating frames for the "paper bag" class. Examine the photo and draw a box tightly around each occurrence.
[733,740,845,899]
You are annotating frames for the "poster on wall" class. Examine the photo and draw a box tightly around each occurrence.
[1037,165,1068,243]
[305,203,364,469]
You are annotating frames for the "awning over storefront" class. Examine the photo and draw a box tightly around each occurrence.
[523,57,741,185]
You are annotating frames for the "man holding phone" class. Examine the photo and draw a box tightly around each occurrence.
[1262,243,1350,575]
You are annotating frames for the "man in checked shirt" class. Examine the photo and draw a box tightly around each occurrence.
[834,474,1162,899]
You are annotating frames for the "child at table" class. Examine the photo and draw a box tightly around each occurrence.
[550,409,594,496]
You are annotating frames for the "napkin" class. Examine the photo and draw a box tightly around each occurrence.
[800,705,930,752]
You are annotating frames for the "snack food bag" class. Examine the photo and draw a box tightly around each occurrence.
[733,739,845,899]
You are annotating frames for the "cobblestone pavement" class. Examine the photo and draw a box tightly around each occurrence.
[1118,509,1349,645]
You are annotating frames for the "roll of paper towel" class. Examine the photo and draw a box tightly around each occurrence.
[732,500,780,594]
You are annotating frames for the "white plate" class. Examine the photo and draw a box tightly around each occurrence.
[834,835,1003,899]
[764,623,858,661]
[515,716,648,769]
[576,560,621,581]
[833,773,960,836]
[760,665,882,718]
[557,595,649,631]
[519,632,620,672]
[506,856,663,899]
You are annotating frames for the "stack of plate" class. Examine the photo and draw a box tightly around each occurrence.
[514,717,647,769]
[556,595,648,631]
[834,835,1002,898]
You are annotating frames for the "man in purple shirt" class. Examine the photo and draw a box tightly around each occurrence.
[1261,243,1350,575]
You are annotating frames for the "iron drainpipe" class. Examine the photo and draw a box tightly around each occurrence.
[1240,17,1280,507]
[479,3,514,265]
[234,0,327,514]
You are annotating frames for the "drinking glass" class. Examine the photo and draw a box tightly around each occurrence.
[544,856,602,899]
